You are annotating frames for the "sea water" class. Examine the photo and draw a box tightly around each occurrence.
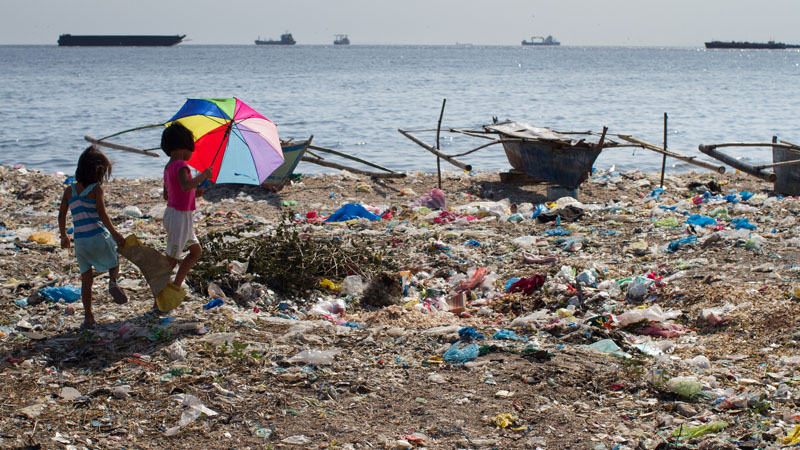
[0,45,798,179]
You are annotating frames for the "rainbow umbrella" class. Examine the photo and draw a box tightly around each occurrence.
[165,98,284,185]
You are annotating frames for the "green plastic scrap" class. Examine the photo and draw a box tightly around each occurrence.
[654,217,679,228]
[585,339,631,359]
[672,420,728,438]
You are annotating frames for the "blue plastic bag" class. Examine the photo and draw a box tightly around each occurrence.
[458,327,484,341]
[686,214,717,227]
[731,217,757,230]
[39,286,81,303]
[531,203,549,219]
[203,298,224,310]
[492,329,528,341]
[324,203,380,223]
[544,227,571,236]
[666,235,697,253]
[443,343,479,363]
[740,191,755,201]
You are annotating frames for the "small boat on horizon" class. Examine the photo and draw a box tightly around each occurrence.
[705,40,800,49]
[522,35,560,46]
[334,34,350,45]
[57,34,185,46]
[255,32,296,45]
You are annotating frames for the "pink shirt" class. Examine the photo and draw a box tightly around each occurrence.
[164,160,195,211]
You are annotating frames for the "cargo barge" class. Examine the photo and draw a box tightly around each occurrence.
[57,34,186,47]
[705,40,800,49]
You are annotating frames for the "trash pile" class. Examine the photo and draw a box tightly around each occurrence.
[3,163,800,449]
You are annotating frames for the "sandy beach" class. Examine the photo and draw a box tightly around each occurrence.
[2,163,800,449]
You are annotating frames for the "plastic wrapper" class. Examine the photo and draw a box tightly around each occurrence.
[287,349,341,365]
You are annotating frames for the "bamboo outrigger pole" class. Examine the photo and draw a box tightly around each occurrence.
[698,143,776,182]
[397,128,472,172]
[616,135,725,174]
[300,156,405,179]
[85,136,160,157]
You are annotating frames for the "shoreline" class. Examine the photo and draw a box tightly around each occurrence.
[2,163,800,449]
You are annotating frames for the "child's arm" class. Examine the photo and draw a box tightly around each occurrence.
[178,166,213,192]
[58,187,71,249]
[94,185,125,247]
[163,180,168,201]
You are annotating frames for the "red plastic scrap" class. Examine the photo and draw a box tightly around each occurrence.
[508,274,546,295]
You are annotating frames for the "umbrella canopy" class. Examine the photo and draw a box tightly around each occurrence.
[165,98,284,185]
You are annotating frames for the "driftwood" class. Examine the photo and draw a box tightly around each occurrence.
[616,135,725,173]
[85,136,160,157]
[397,128,472,171]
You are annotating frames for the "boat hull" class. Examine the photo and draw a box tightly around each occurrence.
[58,35,185,46]
[705,40,799,49]
[504,140,600,189]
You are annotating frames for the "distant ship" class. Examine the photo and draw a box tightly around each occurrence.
[705,40,800,49]
[57,34,185,46]
[334,34,350,45]
[522,35,560,46]
[255,32,296,45]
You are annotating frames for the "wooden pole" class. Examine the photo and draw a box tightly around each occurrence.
[85,136,160,157]
[660,113,667,188]
[617,135,725,173]
[698,144,776,182]
[300,156,406,179]
[397,129,472,171]
[308,145,397,173]
[435,99,447,189]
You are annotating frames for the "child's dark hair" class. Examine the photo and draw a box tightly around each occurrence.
[161,122,195,156]
[75,146,112,185]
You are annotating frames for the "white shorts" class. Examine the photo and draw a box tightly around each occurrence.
[163,206,199,259]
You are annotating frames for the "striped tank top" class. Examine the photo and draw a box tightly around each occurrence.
[68,183,105,239]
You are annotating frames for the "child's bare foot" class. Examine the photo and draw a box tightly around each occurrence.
[109,281,128,304]
[81,317,96,329]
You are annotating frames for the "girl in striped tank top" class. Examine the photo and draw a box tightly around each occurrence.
[58,146,128,328]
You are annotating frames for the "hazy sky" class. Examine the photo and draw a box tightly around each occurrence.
[3,0,799,46]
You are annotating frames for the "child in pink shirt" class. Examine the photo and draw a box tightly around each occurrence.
[160,123,212,309]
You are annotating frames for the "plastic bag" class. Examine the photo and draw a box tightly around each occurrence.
[412,188,446,210]
[341,275,365,295]
[667,376,703,399]
[308,298,346,318]
[39,286,81,303]
[672,420,727,438]
[686,214,717,227]
[287,349,341,365]
[442,343,479,363]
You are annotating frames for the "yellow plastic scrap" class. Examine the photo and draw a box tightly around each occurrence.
[403,298,419,310]
[28,231,58,245]
[490,414,517,428]
[783,424,800,446]
[123,234,142,248]
[355,182,372,193]
[319,278,342,292]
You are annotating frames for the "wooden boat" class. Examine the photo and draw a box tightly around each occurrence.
[261,138,313,191]
[400,110,725,190]
[483,121,607,189]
